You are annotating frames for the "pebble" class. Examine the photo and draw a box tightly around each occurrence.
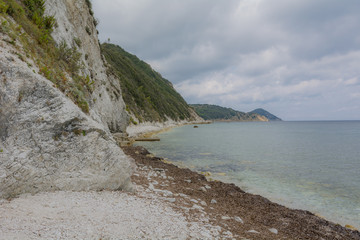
[269,228,278,234]
[221,216,231,220]
[179,193,188,198]
[199,187,207,192]
[234,216,244,224]
[204,185,211,189]
[184,179,192,183]
[159,190,173,197]
[200,201,207,206]
[190,199,199,203]
[165,198,176,203]
[247,230,260,234]
[192,204,204,210]
[210,199,217,204]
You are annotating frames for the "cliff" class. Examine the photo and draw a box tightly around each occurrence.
[0,0,134,198]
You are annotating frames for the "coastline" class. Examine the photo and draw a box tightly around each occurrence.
[123,145,360,239]
[128,124,360,238]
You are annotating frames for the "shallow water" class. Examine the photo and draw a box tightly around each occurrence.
[135,121,360,229]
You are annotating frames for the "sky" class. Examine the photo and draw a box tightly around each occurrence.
[92,0,360,120]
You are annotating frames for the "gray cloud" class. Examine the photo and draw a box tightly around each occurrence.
[93,0,360,120]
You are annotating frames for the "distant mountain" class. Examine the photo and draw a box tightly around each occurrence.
[250,108,282,121]
[190,104,268,122]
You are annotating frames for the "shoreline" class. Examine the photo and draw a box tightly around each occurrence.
[123,145,360,239]
[128,124,360,237]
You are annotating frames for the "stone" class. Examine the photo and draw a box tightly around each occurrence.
[234,216,244,224]
[221,216,231,220]
[165,198,176,203]
[184,179,192,183]
[199,187,207,192]
[200,201,207,206]
[269,228,278,234]
[247,230,260,234]
[192,204,204,210]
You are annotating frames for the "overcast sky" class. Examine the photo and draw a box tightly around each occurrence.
[93,0,360,120]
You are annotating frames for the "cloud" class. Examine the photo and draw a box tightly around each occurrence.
[93,0,360,120]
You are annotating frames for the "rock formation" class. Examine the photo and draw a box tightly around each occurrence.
[0,0,134,199]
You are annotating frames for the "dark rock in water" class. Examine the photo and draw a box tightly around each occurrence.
[194,126,199,128]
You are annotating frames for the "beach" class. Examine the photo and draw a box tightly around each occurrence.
[0,143,359,239]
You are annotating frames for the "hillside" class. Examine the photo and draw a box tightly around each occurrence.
[101,43,196,123]
[191,104,268,122]
[250,108,282,121]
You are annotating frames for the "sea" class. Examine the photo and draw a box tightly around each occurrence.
[134,121,360,229]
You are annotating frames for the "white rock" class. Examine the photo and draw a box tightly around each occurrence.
[247,230,260,234]
[221,216,231,220]
[190,199,199,203]
[200,201,207,206]
[234,216,244,224]
[269,228,278,234]
[210,199,217,204]
[192,204,204,210]
[184,179,192,183]
[165,198,176,203]
[199,187,207,192]
[204,185,211,189]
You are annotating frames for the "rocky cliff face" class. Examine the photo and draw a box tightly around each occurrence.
[0,0,134,198]
[45,0,129,132]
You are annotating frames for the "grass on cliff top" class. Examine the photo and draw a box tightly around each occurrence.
[0,0,94,113]
[101,43,192,123]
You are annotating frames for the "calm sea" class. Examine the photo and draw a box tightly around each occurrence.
[135,121,360,229]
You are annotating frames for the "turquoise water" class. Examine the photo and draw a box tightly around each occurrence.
[135,121,360,229]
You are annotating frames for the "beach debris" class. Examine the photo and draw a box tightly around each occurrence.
[154,168,165,172]
[210,199,217,204]
[247,230,260,234]
[201,171,212,177]
[345,225,358,231]
[234,216,244,224]
[269,228,278,234]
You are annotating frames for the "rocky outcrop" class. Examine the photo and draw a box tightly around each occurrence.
[45,0,129,133]
[0,0,134,198]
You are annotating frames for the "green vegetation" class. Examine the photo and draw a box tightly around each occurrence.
[190,104,267,121]
[101,43,193,123]
[0,0,93,113]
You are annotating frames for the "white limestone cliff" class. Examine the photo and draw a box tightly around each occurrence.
[0,0,134,198]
